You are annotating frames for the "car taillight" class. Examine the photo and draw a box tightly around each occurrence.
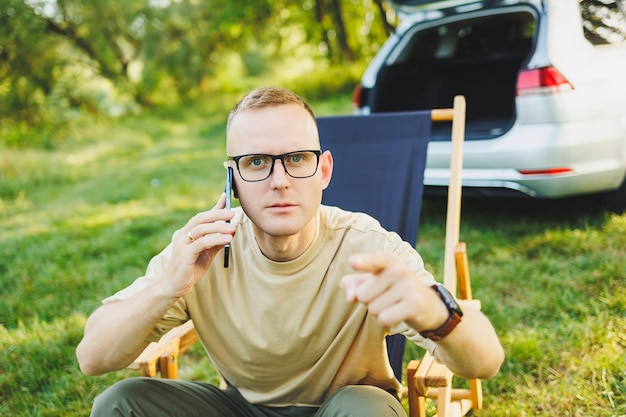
[518,167,573,175]
[352,84,363,108]
[516,66,574,96]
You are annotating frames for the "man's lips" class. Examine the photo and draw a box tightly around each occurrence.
[268,203,297,210]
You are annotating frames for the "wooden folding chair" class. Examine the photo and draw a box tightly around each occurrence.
[321,96,481,416]
[126,320,198,379]
[317,104,433,383]
[404,96,483,417]
[406,243,483,417]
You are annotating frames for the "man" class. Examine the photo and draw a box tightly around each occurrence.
[77,87,504,417]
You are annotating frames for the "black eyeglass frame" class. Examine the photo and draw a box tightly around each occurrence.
[227,150,322,182]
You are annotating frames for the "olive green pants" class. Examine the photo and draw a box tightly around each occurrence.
[90,377,405,417]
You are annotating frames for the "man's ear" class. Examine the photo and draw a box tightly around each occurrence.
[320,150,333,191]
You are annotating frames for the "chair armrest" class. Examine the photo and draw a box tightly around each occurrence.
[127,320,198,377]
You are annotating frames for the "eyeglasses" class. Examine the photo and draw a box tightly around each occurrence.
[228,150,322,182]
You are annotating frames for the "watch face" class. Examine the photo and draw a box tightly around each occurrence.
[434,284,463,317]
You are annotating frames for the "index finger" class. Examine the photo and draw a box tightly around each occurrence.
[349,252,396,274]
[187,194,232,228]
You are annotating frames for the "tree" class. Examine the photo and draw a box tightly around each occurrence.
[0,1,64,125]
[0,0,389,146]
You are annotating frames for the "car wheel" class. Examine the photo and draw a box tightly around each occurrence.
[604,175,626,213]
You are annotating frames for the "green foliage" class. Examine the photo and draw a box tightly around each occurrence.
[580,0,626,45]
[1,94,624,416]
[284,62,365,102]
[0,0,390,149]
[412,198,626,416]
[1,315,138,415]
[0,0,69,147]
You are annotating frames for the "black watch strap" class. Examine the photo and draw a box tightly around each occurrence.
[419,284,464,341]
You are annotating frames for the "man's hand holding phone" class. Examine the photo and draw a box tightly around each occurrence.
[162,191,235,299]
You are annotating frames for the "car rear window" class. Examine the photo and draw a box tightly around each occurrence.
[394,11,536,63]
[580,0,626,45]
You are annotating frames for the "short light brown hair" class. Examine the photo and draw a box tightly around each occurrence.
[227,87,316,136]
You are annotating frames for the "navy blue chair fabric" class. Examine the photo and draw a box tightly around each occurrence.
[317,111,432,382]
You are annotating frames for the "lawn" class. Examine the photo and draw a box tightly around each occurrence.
[1,93,624,416]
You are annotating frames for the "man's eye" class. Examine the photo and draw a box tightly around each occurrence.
[241,156,269,168]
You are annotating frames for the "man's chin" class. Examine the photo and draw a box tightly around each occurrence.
[263,225,302,238]
[259,215,309,237]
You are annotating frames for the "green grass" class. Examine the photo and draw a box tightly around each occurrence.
[1,93,625,416]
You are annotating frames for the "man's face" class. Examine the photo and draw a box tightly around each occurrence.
[227,104,332,239]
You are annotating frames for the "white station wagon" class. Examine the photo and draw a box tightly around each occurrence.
[354,0,626,210]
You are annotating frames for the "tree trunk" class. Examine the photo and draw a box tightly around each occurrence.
[328,0,354,62]
[372,0,396,36]
[314,0,334,61]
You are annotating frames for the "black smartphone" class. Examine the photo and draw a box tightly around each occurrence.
[224,167,233,268]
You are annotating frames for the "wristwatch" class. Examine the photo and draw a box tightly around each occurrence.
[419,284,464,341]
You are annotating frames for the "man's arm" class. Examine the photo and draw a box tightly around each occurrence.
[425,304,503,379]
[76,194,235,375]
[76,285,178,375]
[340,252,504,380]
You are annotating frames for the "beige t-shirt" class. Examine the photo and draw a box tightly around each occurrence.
[105,205,436,406]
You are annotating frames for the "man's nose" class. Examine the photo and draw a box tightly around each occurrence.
[269,158,290,185]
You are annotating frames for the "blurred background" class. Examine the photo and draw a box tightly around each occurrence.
[0,0,401,149]
[1,2,624,416]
